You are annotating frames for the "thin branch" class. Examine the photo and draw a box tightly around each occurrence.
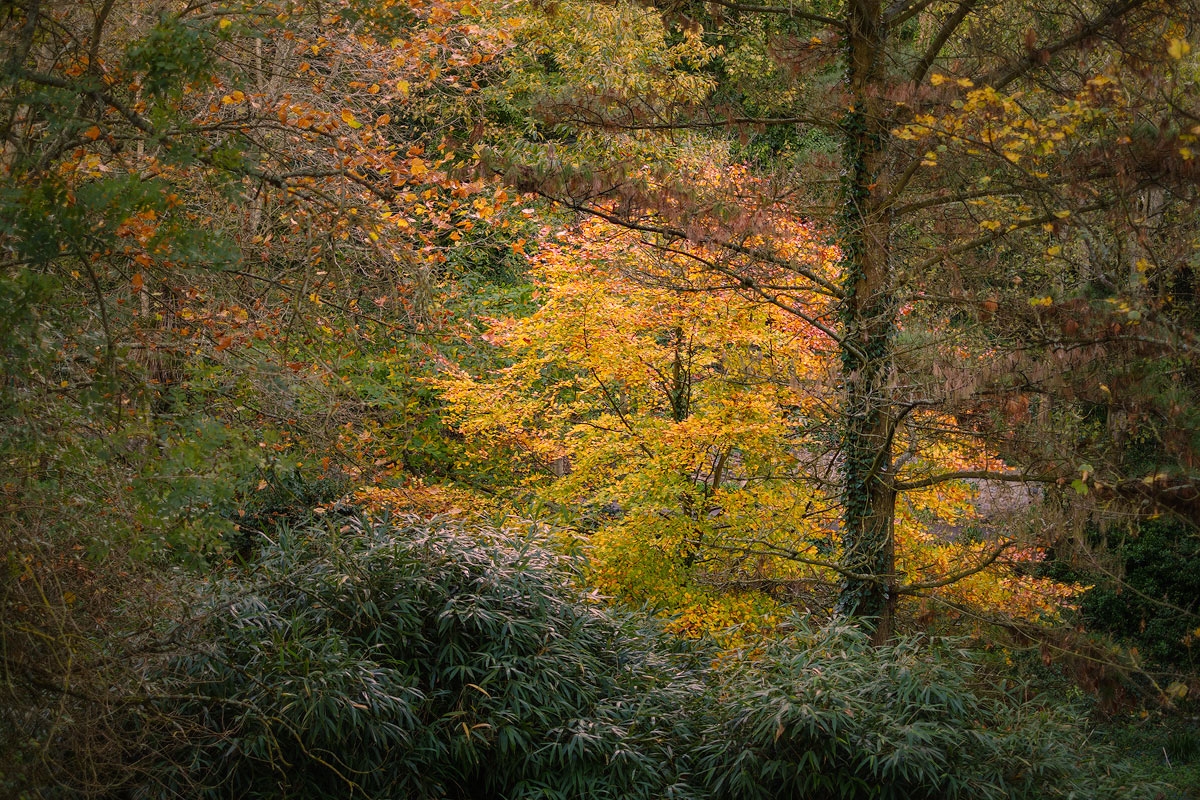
[87,0,117,77]
[890,185,1022,217]
[698,0,842,26]
[884,0,938,28]
[705,540,885,583]
[979,0,1156,91]
[897,540,1017,593]
[863,398,941,484]
[909,201,1111,274]
[558,111,841,133]
[879,152,923,213]
[587,366,656,460]
[572,201,846,298]
[654,244,860,358]
[208,268,447,338]
[4,0,41,76]
[893,469,1059,493]
[910,0,980,86]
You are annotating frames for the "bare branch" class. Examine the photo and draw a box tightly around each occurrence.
[893,469,1059,492]
[549,109,841,133]
[910,0,980,86]
[979,0,1157,91]
[652,244,860,357]
[884,0,937,28]
[698,0,842,26]
[705,540,886,584]
[909,201,1112,274]
[897,540,1017,593]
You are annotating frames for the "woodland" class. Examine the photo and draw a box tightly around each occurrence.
[3,0,1200,797]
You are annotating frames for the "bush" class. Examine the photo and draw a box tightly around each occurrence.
[140,514,1160,800]
[697,624,1157,800]
[1076,518,1200,671]
[145,515,706,800]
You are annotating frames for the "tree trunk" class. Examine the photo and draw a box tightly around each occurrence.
[835,0,898,642]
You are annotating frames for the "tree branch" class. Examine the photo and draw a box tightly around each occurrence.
[705,540,886,584]
[697,0,842,26]
[910,0,980,86]
[884,0,937,28]
[549,109,842,133]
[893,469,1058,492]
[586,365,656,460]
[897,540,1017,593]
[573,201,846,298]
[979,0,1156,91]
[653,244,860,357]
[909,201,1111,274]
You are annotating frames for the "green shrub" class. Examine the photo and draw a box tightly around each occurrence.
[146,515,706,800]
[141,514,1160,800]
[1076,518,1200,671]
[697,624,1158,800]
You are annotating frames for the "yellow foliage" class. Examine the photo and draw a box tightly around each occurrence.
[439,204,1083,635]
[355,482,501,520]
[587,511,786,642]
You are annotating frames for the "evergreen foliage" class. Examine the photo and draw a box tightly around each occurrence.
[142,515,1155,800]
[1076,518,1200,671]
[146,515,706,800]
[698,625,1154,800]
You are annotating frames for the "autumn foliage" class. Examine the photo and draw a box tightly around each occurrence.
[440,209,1083,638]
[3,0,1200,795]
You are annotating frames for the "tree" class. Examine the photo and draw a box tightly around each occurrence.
[442,208,1083,638]
[489,0,1200,639]
[0,0,529,558]
[441,204,840,635]
[0,0,525,789]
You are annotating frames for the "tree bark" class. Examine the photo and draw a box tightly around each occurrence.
[834,0,899,643]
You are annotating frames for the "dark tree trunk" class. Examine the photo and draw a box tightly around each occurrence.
[835,0,899,643]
